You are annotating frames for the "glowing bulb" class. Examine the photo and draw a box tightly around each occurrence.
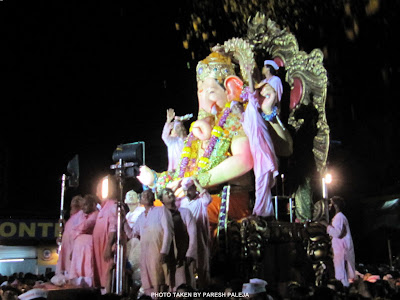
[102,177,109,199]
[325,173,332,184]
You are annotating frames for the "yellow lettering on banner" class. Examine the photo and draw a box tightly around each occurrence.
[54,222,60,238]
[19,222,36,237]
[38,223,53,237]
[0,222,17,237]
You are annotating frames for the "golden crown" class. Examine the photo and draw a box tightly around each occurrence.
[196,52,236,84]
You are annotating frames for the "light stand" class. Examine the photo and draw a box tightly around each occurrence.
[109,142,145,295]
[58,155,79,254]
[58,174,67,254]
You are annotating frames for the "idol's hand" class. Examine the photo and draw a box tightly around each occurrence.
[136,165,155,187]
[166,179,185,198]
[166,179,181,191]
[191,119,212,141]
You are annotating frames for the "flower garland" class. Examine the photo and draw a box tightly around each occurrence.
[176,103,232,179]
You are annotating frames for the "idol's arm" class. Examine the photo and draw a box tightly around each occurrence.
[201,134,253,188]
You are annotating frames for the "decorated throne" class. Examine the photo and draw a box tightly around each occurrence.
[213,13,332,287]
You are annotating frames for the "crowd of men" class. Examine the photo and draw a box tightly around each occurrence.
[54,176,212,297]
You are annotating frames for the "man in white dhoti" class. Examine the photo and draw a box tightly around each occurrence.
[124,190,145,285]
[324,196,356,287]
[132,190,173,295]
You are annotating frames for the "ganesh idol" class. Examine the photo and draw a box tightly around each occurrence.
[137,48,292,221]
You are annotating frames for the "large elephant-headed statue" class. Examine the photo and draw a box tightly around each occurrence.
[137,36,293,223]
[138,12,331,287]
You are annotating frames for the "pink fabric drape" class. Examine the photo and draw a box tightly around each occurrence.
[242,92,278,217]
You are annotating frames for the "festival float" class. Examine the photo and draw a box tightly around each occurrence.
[137,12,331,288]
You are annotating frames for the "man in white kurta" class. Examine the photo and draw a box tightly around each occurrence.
[162,108,186,171]
[180,178,212,289]
[161,188,197,290]
[133,190,173,295]
[260,60,283,102]
[326,196,356,287]
[124,190,145,280]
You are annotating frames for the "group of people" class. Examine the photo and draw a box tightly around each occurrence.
[54,174,213,297]
[55,194,100,288]
[55,188,125,294]
[127,177,212,295]
[2,266,400,300]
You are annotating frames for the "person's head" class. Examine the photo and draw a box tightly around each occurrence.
[70,195,83,215]
[125,190,139,207]
[171,121,187,138]
[242,278,268,299]
[262,60,278,77]
[160,188,176,208]
[182,178,197,200]
[140,190,155,207]
[2,286,21,300]
[330,196,345,214]
[82,194,98,214]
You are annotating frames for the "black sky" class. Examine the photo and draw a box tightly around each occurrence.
[1,0,400,227]
[0,1,197,216]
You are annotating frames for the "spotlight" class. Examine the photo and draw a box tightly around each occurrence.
[112,142,145,164]
[111,142,145,178]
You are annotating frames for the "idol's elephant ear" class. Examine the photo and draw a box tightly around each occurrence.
[224,75,244,102]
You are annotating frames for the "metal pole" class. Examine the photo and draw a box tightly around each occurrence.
[141,141,145,166]
[115,159,124,295]
[274,196,279,220]
[289,198,293,223]
[388,239,393,270]
[57,174,67,253]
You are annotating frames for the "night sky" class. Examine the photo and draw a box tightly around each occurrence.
[1,1,197,217]
[1,0,399,261]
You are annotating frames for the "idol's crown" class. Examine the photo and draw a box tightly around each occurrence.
[196,52,236,84]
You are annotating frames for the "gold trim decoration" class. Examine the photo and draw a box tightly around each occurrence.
[246,13,329,173]
[214,37,256,86]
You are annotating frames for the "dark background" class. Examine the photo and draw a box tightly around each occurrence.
[0,0,399,264]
